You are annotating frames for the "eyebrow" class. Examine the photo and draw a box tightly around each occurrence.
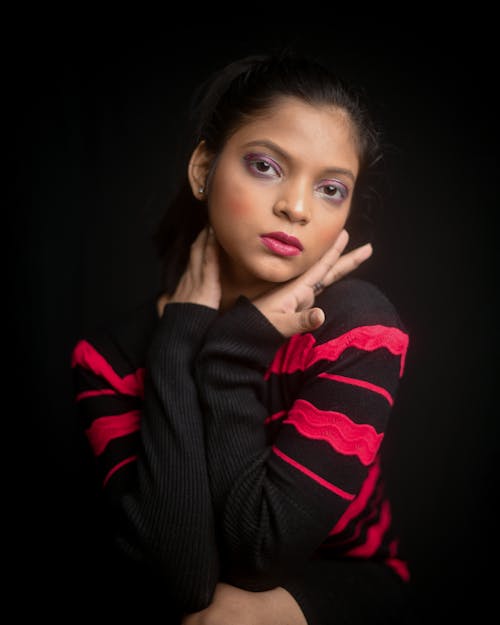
[242,139,356,182]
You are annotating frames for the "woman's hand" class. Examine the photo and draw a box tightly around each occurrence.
[253,229,372,337]
[169,226,221,309]
[181,582,307,625]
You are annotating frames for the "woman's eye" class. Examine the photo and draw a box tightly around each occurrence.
[254,160,272,173]
[324,184,339,196]
[318,181,348,203]
[244,153,281,178]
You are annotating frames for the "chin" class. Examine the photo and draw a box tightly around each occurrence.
[225,250,305,287]
[252,263,303,285]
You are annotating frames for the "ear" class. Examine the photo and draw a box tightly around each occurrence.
[188,140,213,200]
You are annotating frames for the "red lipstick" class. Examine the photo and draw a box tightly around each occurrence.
[260,231,304,257]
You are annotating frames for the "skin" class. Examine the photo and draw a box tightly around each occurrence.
[204,97,359,304]
[159,96,373,334]
[158,96,374,623]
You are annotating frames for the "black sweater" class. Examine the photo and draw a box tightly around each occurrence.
[72,277,410,614]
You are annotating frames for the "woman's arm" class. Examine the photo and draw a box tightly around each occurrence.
[131,302,220,607]
[195,277,409,590]
[71,233,222,613]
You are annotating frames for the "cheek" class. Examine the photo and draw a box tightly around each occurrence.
[211,176,260,220]
[223,195,252,218]
[315,213,349,249]
[317,228,340,247]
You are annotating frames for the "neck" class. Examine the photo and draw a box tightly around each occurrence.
[156,252,278,318]
[218,253,274,312]
[156,280,273,318]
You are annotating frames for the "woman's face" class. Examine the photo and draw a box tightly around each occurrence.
[201,96,360,297]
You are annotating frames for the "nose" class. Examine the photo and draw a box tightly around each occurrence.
[272,185,311,224]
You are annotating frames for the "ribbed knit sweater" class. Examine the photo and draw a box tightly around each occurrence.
[71,277,410,614]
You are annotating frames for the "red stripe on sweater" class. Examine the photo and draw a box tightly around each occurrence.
[72,339,145,397]
[264,410,286,424]
[103,455,138,487]
[264,334,315,380]
[386,539,410,581]
[318,372,394,406]
[76,388,117,401]
[385,557,410,582]
[265,325,408,379]
[272,446,355,500]
[329,460,380,535]
[85,410,141,456]
[284,399,383,466]
[345,499,392,557]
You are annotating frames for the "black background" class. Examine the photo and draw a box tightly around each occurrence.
[12,22,496,622]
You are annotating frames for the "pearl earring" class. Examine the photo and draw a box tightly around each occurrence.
[199,186,204,194]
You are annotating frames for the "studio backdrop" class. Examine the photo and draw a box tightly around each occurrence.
[12,24,495,621]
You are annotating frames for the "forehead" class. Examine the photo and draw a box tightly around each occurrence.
[228,96,360,174]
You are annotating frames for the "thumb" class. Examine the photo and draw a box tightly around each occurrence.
[297,307,325,333]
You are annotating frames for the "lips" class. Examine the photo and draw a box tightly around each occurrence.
[260,231,304,257]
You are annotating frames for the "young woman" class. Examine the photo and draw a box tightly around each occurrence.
[72,52,419,624]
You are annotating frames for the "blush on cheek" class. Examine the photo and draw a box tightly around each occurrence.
[227,199,251,216]
[212,173,256,218]
[224,188,254,216]
[317,228,343,251]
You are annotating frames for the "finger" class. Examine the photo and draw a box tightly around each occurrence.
[202,227,220,276]
[323,242,373,285]
[331,228,350,255]
[187,226,211,280]
[203,226,216,258]
[189,226,209,264]
[316,228,350,272]
[297,307,325,333]
[301,229,349,288]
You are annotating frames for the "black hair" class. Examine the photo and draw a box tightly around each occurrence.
[153,50,383,295]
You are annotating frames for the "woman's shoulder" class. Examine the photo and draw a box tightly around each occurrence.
[72,295,160,372]
[314,277,406,339]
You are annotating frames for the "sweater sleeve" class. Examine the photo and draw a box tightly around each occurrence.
[72,303,220,613]
[195,279,409,590]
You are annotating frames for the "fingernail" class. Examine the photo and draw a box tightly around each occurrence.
[310,309,324,327]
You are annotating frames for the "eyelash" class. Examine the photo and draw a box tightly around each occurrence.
[244,153,282,178]
[317,180,348,202]
[243,153,349,204]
